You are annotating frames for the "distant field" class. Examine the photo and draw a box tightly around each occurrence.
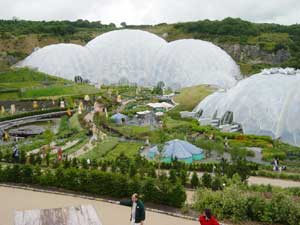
[174,85,215,111]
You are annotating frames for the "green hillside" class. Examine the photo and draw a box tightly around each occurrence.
[0,68,99,100]
[0,18,300,74]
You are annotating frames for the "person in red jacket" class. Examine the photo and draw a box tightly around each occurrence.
[199,208,220,225]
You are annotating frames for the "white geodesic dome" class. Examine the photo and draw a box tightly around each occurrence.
[151,39,241,89]
[194,68,300,146]
[17,30,241,88]
[86,29,167,85]
[193,91,227,118]
[17,43,97,81]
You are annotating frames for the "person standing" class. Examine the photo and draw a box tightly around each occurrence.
[199,208,220,225]
[120,193,145,225]
[12,144,20,163]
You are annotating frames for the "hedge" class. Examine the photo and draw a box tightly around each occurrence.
[0,164,186,208]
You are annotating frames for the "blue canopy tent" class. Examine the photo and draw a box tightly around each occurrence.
[111,113,128,124]
[171,139,204,160]
[148,139,204,163]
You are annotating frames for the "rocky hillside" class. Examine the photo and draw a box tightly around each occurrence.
[1,18,299,75]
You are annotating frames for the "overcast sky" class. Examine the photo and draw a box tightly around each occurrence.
[1,0,300,25]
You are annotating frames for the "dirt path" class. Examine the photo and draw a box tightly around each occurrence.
[0,186,199,225]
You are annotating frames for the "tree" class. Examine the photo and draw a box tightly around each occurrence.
[43,127,54,147]
[201,172,212,188]
[116,152,130,174]
[169,169,177,183]
[81,159,88,169]
[35,154,42,165]
[20,150,26,164]
[120,22,127,28]
[211,176,223,191]
[152,81,165,95]
[45,152,50,167]
[191,171,200,188]
[129,163,137,177]
[28,154,35,165]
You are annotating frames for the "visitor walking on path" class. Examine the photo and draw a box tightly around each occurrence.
[199,208,220,225]
[120,193,145,225]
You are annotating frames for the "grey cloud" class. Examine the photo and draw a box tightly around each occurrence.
[0,0,299,25]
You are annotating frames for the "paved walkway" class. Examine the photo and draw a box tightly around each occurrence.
[0,186,199,225]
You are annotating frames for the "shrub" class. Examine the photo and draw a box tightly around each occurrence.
[191,171,200,188]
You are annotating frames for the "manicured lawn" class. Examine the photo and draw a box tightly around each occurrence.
[104,142,142,160]
[80,137,119,160]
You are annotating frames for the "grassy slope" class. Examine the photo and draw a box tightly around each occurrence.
[104,142,142,160]
[0,68,99,100]
[174,85,215,111]
[79,137,119,160]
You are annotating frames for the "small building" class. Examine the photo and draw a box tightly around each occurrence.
[136,110,151,119]
[111,113,128,124]
[147,102,174,112]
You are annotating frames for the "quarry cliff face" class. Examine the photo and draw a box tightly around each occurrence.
[0,37,291,71]
[220,43,291,65]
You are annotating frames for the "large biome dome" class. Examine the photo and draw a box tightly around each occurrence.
[86,29,167,86]
[17,44,97,81]
[151,39,241,89]
[194,68,300,146]
[17,30,241,88]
